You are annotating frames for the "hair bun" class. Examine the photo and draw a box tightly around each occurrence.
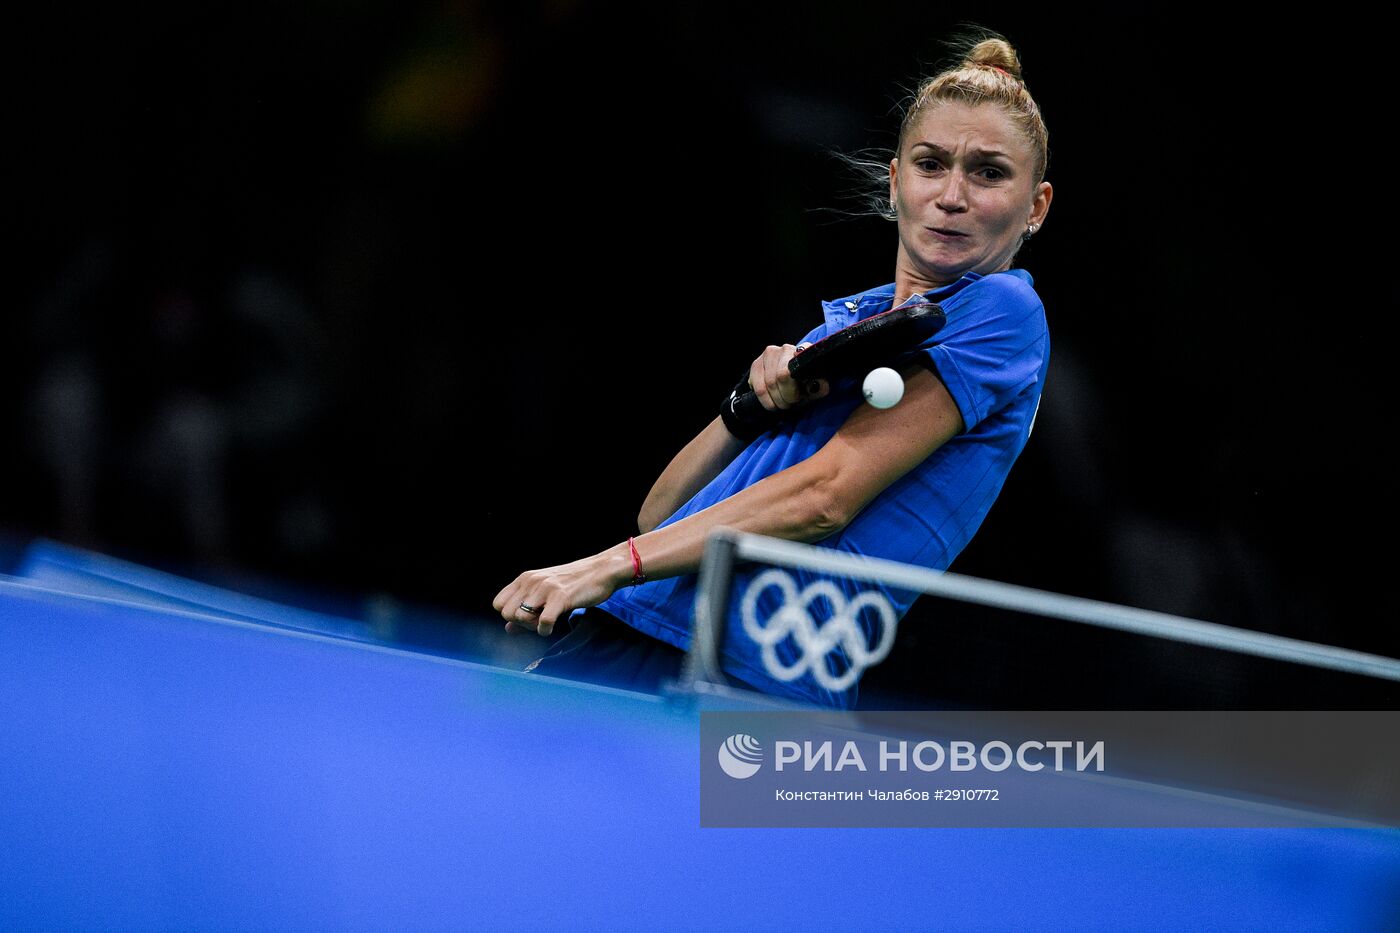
[964,37,1023,80]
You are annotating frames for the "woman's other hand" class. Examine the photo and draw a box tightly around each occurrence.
[492,547,632,638]
[749,342,830,412]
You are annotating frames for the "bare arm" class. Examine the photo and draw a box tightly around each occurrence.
[808,361,963,522]
[493,439,842,635]
[639,341,828,533]
[628,362,962,587]
[638,416,745,533]
[492,358,958,636]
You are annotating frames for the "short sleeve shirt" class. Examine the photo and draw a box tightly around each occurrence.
[587,268,1049,708]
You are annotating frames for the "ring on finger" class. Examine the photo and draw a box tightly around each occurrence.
[519,602,541,614]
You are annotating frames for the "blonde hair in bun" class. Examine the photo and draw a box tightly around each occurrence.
[898,25,1049,190]
[828,24,1050,225]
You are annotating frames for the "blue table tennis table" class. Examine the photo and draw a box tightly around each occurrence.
[2,566,1399,930]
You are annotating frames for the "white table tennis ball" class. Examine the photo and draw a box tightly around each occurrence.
[863,367,904,409]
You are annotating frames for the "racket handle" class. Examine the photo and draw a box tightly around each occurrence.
[719,346,827,440]
[720,376,779,442]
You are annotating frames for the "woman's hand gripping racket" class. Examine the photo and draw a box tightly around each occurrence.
[720,299,948,440]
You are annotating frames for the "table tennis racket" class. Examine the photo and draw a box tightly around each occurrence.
[720,299,947,440]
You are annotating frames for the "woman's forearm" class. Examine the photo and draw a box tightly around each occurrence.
[497,350,836,634]
[638,416,747,533]
[605,455,842,588]
[496,418,839,636]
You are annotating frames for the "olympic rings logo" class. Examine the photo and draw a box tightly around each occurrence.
[739,568,898,692]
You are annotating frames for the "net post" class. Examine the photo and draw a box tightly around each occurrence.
[678,528,740,690]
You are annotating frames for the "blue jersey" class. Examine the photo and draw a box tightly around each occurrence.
[586,268,1049,708]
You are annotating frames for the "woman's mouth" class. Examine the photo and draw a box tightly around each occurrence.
[927,227,967,241]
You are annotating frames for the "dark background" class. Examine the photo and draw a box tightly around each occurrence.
[9,1,1395,706]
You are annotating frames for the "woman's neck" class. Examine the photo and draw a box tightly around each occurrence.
[893,275,953,307]
[893,257,958,307]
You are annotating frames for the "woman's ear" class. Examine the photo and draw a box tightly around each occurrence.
[888,157,899,205]
[1030,180,1053,227]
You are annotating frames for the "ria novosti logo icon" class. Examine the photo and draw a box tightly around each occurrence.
[718,734,763,779]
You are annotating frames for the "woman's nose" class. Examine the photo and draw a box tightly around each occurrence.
[936,170,968,211]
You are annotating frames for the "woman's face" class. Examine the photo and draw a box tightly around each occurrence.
[889,101,1052,286]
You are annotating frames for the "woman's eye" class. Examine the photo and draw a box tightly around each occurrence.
[915,159,1004,180]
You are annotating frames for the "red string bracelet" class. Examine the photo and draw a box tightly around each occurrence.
[628,536,646,586]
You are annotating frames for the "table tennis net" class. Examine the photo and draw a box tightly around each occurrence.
[680,531,1400,710]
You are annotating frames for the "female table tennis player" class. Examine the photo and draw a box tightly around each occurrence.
[493,27,1054,709]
